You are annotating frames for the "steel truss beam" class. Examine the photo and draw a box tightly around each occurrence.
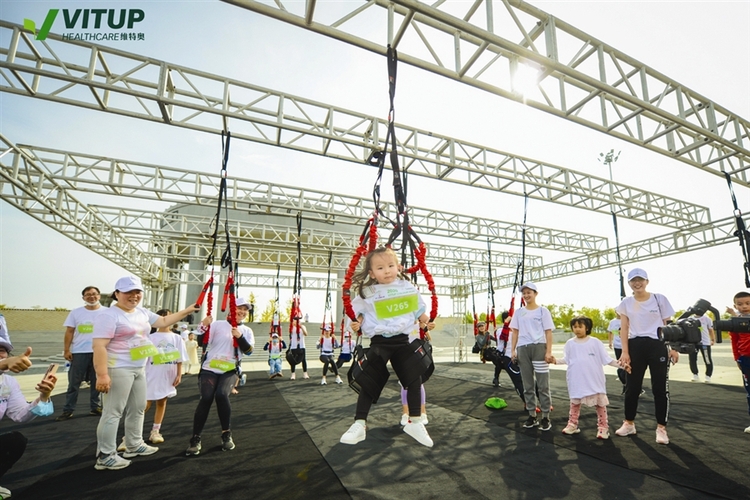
[0,22,710,228]
[223,0,750,185]
[8,142,606,253]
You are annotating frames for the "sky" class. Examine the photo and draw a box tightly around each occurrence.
[1,0,749,321]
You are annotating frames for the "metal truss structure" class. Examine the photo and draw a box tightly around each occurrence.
[1,0,748,311]
[224,0,750,185]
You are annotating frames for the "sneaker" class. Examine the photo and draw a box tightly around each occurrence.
[523,416,538,428]
[492,377,499,387]
[122,443,158,458]
[704,376,711,383]
[240,373,247,386]
[55,411,73,421]
[335,375,343,384]
[404,420,434,447]
[89,408,102,416]
[290,373,296,381]
[221,432,235,451]
[597,428,610,440]
[691,374,699,382]
[539,417,552,431]
[615,421,637,436]
[421,413,429,425]
[278,372,284,378]
[80,381,90,389]
[320,377,327,385]
[400,414,409,426]
[655,426,669,445]
[340,421,366,445]
[116,437,127,452]
[268,374,275,380]
[94,452,131,471]
[0,485,11,499]
[185,435,202,456]
[149,430,164,444]
[561,424,580,435]
[303,372,310,379]
[744,425,750,434]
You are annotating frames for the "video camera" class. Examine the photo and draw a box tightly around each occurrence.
[658,299,718,354]
[715,316,750,335]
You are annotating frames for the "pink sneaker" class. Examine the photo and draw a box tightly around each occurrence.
[561,424,580,435]
[615,421,636,436]
[655,426,669,444]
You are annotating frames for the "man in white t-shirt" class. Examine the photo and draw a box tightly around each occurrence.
[607,314,628,392]
[56,286,106,421]
[689,313,715,383]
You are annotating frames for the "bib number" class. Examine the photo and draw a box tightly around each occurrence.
[77,324,94,334]
[153,351,180,364]
[374,294,418,320]
[130,344,158,361]
[209,359,236,372]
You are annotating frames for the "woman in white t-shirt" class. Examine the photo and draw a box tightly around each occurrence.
[607,314,628,392]
[510,282,555,431]
[92,276,198,471]
[614,268,679,445]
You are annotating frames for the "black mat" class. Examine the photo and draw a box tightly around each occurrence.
[3,364,750,499]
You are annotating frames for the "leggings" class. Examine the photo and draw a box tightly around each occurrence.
[689,345,714,377]
[321,355,338,376]
[355,335,422,420]
[624,337,670,425]
[192,369,237,436]
[290,348,307,373]
[493,355,526,403]
[0,431,27,480]
[401,384,426,406]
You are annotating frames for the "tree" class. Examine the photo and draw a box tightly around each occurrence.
[260,298,291,323]
[578,306,606,333]
[603,307,617,322]
[546,303,575,330]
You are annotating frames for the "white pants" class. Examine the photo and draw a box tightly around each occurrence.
[96,366,147,456]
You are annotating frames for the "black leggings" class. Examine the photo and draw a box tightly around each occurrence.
[321,355,338,376]
[0,431,27,479]
[493,356,526,403]
[355,335,421,420]
[290,348,307,373]
[192,370,237,436]
[689,345,713,377]
[625,337,670,425]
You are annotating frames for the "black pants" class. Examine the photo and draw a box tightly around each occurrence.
[493,356,525,403]
[289,348,307,373]
[624,337,670,425]
[0,431,27,480]
[192,370,237,436]
[321,355,338,376]
[614,348,629,386]
[355,335,421,420]
[689,345,713,377]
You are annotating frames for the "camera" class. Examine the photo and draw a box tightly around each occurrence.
[715,316,750,334]
[658,318,702,354]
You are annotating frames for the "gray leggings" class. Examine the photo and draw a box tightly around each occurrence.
[96,366,147,456]
[517,343,552,415]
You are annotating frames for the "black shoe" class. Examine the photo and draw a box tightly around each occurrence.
[89,408,102,416]
[523,416,538,428]
[539,417,551,431]
[621,385,627,395]
[55,411,73,421]
[221,431,235,451]
[492,378,499,387]
[186,435,201,456]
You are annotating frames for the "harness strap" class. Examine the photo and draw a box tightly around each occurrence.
[725,172,750,287]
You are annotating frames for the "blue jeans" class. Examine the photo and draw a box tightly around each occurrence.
[63,352,100,413]
[268,357,282,375]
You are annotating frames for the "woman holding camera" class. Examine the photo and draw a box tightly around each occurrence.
[614,268,679,445]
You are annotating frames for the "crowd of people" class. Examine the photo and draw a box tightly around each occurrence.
[1,264,749,497]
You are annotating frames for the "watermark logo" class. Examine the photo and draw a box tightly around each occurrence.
[23,8,146,42]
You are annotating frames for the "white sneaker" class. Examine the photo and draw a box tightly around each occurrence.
[744,425,750,434]
[149,430,164,444]
[421,413,429,425]
[340,421,366,445]
[290,373,296,381]
[94,452,132,470]
[404,420,434,447]
[0,485,11,498]
[704,376,711,383]
[122,443,159,458]
[400,414,409,426]
[320,377,327,385]
[691,374,700,382]
[335,375,343,384]
[303,372,310,379]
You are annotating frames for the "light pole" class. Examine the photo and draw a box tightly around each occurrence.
[598,150,625,299]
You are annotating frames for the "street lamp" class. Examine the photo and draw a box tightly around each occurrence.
[598,150,625,299]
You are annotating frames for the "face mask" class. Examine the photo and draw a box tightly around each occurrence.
[85,300,101,307]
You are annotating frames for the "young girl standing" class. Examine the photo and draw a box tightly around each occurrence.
[184,333,199,375]
[317,326,342,385]
[339,247,436,448]
[510,282,555,431]
[554,316,627,439]
[145,309,189,444]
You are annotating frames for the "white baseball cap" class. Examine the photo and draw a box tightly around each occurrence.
[271,333,279,338]
[627,268,649,281]
[236,297,250,309]
[115,276,143,292]
[520,282,538,292]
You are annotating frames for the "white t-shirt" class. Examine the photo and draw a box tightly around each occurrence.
[92,306,159,369]
[202,322,255,375]
[289,326,307,349]
[509,306,554,347]
[317,336,339,356]
[561,336,615,399]
[352,280,426,338]
[607,318,622,349]
[341,334,354,354]
[615,294,674,340]
[146,331,188,400]
[64,306,107,353]
[697,315,713,345]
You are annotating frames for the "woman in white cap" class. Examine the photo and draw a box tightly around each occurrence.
[614,268,678,445]
[92,276,198,470]
[186,297,254,456]
[510,282,555,431]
